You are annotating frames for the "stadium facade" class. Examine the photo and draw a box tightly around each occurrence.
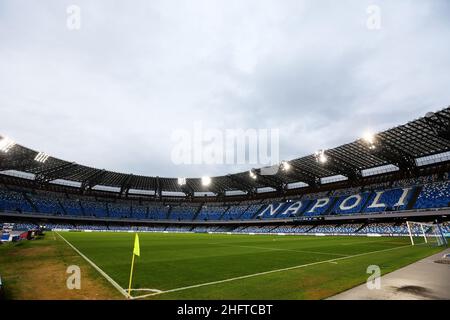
[1,107,450,237]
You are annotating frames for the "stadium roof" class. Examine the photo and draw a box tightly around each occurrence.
[1,106,450,196]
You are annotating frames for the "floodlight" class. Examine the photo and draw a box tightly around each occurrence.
[315,149,327,164]
[362,131,376,144]
[362,130,377,150]
[34,152,50,163]
[0,136,16,153]
[281,161,291,171]
[177,177,186,186]
[249,170,257,180]
[201,176,211,186]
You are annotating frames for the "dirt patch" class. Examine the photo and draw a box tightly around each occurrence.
[0,233,123,300]
[7,245,53,257]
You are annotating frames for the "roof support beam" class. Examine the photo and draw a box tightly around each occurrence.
[81,169,107,191]
[181,179,195,197]
[119,174,134,196]
[367,138,417,172]
[424,111,450,141]
[287,163,320,187]
[324,153,362,180]
[254,169,285,191]
[155,176,163,198]
[35,162,78,183]
[226,174,256,194]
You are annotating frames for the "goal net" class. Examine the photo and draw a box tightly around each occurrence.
[406,221,448,246]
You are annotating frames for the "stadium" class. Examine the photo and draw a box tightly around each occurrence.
[1,107,449,300]
[2,2,450,314]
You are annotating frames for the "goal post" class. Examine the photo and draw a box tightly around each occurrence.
[406,221,448,247]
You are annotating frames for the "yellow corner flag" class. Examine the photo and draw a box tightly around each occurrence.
[128,233,140,297]
[133,233,140,256]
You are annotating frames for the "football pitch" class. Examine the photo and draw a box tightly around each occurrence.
[56,231,444,300]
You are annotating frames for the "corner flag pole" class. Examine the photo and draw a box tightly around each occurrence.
[128,233,140,298]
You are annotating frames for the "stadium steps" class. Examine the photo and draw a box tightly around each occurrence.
[355,223,367,233]
[218,206,231,220]
[166,205,173,219]
[236,204,252,219]
[306,225,317,233]
[250,204,266,219]
[267,225,279,233]
[79,201,87,216]
[192,204,203,220]
[57,198,68,215]
[106,203,111,217]
[406,186,423,210]
[23,192,38,213]
[324,197,339,215]
[359,191,375,213]
[145,205,150,219]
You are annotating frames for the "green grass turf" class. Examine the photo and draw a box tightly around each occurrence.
[57,231,445,299]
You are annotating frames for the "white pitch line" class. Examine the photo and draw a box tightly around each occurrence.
[56,231,130,299]
[132,243,413,300]
[208,242,349,257]
[127,288,163,293]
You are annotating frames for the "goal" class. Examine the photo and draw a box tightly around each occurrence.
[406,221,448,246]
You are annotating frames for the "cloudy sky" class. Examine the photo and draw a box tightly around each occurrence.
[1,0,450,178]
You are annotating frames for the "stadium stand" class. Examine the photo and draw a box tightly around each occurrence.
[0,189,35,213]
[108,201,131,219]
[148,203,170,219]
[196,204,228,221]
[414,181,450,209]
[1,175,450,222]
[1,108,450,235]
[221,204,249,220]
[169,203,200,220]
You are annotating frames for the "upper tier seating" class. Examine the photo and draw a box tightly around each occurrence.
[131,204,148,219]
[148,203,169,219]
[27,192,65,215]
[169,204,199,220]
[59,198,83,216]
[0,189,35,213]
[108,202,131,219]
[81,200,108,218]
[221,204,248,220]
[240,204,263,219]
[196,204,228,220]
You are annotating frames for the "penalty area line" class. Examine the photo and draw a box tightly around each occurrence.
[55,231,131,299]
[132,243,413,300]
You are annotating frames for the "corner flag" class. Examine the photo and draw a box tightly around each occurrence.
[128,233,140,297]
[133,233,140,256]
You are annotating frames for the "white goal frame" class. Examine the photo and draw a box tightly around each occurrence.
[406,221,447,246]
